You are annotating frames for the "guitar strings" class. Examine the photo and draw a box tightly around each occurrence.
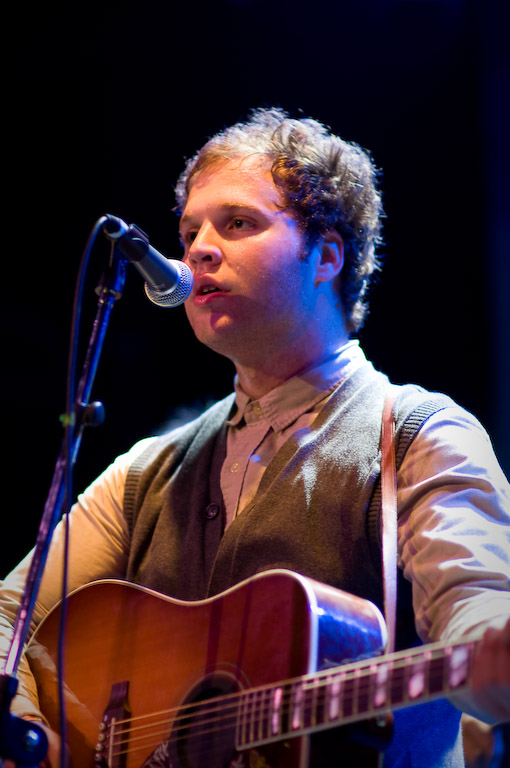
[107,635,458,738]
[107,635,472,738]
[100,641,472,761]
[103,673,411,764]
[104,643,471,759]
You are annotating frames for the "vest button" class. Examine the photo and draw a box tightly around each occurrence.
[205,503,219,520]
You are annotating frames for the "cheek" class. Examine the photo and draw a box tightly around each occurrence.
[244,236,305,286]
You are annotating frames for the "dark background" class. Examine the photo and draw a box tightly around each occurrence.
[2,0,509,578]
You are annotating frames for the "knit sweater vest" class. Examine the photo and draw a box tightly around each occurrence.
[123,362,465,767]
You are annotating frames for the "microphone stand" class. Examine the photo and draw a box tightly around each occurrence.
[0,245,127,766]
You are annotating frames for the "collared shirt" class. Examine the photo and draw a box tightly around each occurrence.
[221,340,365,525]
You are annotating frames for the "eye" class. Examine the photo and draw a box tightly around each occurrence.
[180,229,197,245]
[229,217,253,232]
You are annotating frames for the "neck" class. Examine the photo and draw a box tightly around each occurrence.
[215,295,350,400]
[234,334,350,400]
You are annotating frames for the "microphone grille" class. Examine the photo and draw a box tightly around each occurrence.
[144,262,193,308]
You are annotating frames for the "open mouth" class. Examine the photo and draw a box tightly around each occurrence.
[199,285,221,295]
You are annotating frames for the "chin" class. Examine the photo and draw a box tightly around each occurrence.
[193,321,237,354]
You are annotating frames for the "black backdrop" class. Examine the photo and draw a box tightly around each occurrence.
[2,0,509,575]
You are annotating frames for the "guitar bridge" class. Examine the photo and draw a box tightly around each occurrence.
[95,680,131,768]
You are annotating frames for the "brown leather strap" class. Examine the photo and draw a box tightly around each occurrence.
[380,386,398,654]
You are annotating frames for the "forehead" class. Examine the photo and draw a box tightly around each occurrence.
[181,157,282,220]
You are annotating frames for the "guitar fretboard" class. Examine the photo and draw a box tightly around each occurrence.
[236,639,474,749]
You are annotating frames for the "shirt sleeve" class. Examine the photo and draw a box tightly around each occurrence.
[0,437,155,720]
[397,405,510,719]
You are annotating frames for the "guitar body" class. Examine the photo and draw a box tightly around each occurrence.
[26,570,386,768]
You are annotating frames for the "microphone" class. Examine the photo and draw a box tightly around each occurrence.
[102,214,193,307]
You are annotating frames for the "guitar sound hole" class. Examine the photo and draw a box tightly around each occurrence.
[143,675,240,768]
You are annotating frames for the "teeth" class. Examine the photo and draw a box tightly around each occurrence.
[201,286,218,295]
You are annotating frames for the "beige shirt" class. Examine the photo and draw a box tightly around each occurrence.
[222,340,364,525]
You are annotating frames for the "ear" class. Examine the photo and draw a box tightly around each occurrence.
[315,230,344,285]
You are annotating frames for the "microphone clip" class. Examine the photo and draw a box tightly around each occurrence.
[102,215,150,265]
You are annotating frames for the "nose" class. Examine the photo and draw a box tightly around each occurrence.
[187,223,222,270]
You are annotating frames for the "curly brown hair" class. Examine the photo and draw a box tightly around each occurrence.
[175,107,384,334]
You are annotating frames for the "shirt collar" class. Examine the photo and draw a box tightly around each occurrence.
[227,340,367,432]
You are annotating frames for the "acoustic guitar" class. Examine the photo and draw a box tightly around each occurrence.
[26,569,473,767]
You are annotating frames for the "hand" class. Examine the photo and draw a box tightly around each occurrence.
[1,721,63,768]
[470,617,510,723]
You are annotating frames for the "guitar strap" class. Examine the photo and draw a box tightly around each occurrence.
[380,385,398,655]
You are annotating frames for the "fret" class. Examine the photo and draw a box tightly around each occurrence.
[301,681,313,730]
[340,671,355,718]
[247,690,256,744]
[255,688,266,743]
[446,644,470,690]
[291,681,305,731]
[355,666,369,715]
[308,677,320,727]
[326,671,343,722]
[239,683,297,747]
[386,649,432,706]
[301,677,324,730]
[238,687,269,747]
[385,649,436,706]
[407,656,426,700]
[389,656,406,707]
[266,687,275,740]
[280,684,293,736]
[238,689,256,747]
[428,650,446,696]
[312,675,327,727]
[373,661,389,709]
[270,686,283,737]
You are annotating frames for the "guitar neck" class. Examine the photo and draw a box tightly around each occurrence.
[236,637,476,749]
